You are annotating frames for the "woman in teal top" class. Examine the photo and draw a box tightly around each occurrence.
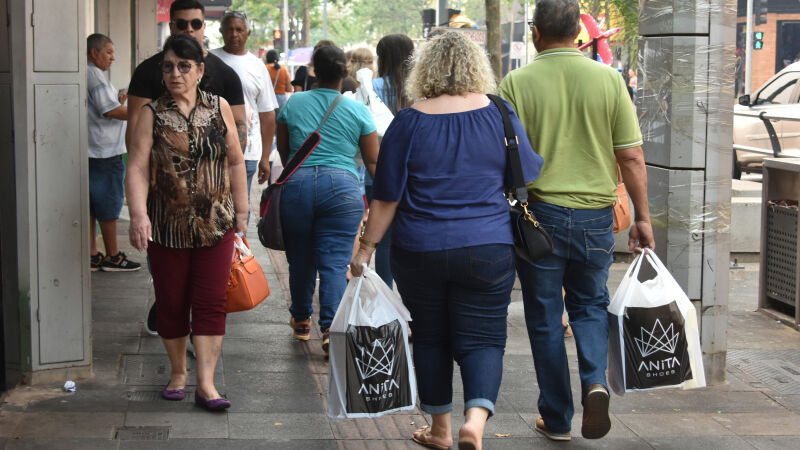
[276,45,379,357]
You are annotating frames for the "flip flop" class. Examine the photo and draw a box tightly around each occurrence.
[412,426,451,450]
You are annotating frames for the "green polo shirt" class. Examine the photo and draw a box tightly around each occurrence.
[499,48,643,209]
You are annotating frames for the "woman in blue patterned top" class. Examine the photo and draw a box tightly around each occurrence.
[350,31,543,450]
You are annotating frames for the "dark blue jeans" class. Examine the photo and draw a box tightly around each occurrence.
[515,202,614,434]
[364,184,393,289]
[392,244,515,416]
[281,166,364,332]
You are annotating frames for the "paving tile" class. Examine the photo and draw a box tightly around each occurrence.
[646,435,756,449]
[610,390,784,415]
[223,371,318,395]
[712,412,800,436]
[615,413,734,437]
[765,394,800,414]
[481,436,652,449]
[24,386,128,413]
[0,411,22,437]
[227,413,334,439]
[222,353,309,374]
[12,412,124,439]
[337,440,422,450]
[330,413,425,440]
[225,391,324,414]
[222,338,308,356]
[124,411,228,439]
[519,413,637,439]
[4,438,119,449]
[742,435,800,449]
[119,439,337,449]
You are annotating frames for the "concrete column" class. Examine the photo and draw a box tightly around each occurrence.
[638,0,735,384]
[1,0,91,386]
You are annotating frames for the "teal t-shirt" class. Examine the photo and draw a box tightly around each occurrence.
[277,88,376,177]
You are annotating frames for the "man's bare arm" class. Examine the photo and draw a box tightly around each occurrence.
[125,95,152,149]
[104,105,128,121]
[231,104,248,152]
[615,146,655,252]
[257,110,276,184]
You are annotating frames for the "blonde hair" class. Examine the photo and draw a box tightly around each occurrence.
[347,47,374,80]
[406,31,496,100]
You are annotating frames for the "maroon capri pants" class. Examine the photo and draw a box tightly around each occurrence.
[147,230,235,339]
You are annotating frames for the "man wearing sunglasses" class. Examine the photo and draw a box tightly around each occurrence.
[126,0,246,156]
[211,11,278,200]
[126,0,246,338]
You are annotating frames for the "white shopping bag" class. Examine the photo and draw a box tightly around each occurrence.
[607,250,706,395]
[327,265,416,419]
[354,68,394,137]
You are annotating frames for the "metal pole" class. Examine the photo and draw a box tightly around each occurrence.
[323,0,328,39]
[745,0,754,95]
[282,0,289,56]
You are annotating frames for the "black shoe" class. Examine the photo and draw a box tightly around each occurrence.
[101,252,142,272]
[144,302,158,336]
[90,252,104,272]
[582,384,611,439]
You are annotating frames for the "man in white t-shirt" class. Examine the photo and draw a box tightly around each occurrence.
[211,11,278,212]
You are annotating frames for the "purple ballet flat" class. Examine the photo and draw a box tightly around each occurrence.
[161,387,185,401]
[194,392,231,411]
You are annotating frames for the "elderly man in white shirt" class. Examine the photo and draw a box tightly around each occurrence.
[87,33,141,272]
[211,10,278,217]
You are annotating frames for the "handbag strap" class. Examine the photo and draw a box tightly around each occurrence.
[275,94,343,184]
[271,65,280,90]
[487,94,528,204]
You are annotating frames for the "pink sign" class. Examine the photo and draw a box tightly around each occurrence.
[158,0,175,23]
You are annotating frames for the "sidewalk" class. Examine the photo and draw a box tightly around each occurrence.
[1,209,800,448]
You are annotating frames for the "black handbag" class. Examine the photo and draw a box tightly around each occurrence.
[257,94,343,250]
[487,94,553,263]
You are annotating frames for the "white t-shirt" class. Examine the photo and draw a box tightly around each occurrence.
[210,49,278,161]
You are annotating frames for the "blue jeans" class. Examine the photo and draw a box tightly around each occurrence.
[392,244,515,416]
[364,183,393,289]
[280,166,364,332]
[245,160,258,224]
[515,202,614,434]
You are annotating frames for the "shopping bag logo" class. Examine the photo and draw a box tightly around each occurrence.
[356,338,395,379]
[623,302,693,389]
[345,320,412,414]
[635,319,680,357]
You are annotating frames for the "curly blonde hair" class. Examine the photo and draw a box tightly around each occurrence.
[347,47,374,80]
[406,31,496,100]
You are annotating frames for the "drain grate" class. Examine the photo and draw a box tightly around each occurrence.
[126,390,194,403]
[728,350,800,394]
[115,426,170,441]
[121,354,171,385]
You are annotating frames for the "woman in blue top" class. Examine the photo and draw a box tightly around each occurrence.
[364,33,415,289]
[277,46,379,356]
[351,32,543,450]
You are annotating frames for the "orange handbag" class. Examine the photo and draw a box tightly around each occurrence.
[613,165,632,234]
[226,235,270,313]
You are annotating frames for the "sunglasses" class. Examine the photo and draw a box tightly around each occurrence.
[161,61,196,74]
[528,20,535,28]
[172,18,204,31]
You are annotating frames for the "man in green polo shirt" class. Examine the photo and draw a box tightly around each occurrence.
[499,0,654,442]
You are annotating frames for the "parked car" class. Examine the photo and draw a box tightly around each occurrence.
[734,62,800,178]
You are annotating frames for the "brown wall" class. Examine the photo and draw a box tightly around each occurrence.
[739,13,800,89]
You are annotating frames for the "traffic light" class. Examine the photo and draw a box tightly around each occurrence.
[421,9,435,38]
[273,29,283,49]
[755,0,768,25]
[754,31,764,50]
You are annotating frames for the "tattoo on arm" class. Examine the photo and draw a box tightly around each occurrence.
[236,120,247,151]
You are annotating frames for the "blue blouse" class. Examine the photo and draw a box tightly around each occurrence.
[373,99,543,252]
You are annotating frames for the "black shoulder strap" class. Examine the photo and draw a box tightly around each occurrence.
[275,94,343,184]
[487,94,528,204]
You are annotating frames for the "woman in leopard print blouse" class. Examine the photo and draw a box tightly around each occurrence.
[126,34,248,412]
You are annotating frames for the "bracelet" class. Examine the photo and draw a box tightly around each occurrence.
[359,237,377,248]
